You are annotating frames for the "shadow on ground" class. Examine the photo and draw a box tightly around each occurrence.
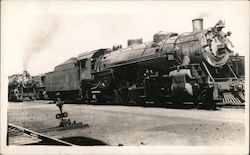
[46,99,220,110]
[60,136,108,146]
[86,102,219,110]
[26,136,107,146]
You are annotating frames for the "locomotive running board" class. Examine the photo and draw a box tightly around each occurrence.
[35,123,89,133]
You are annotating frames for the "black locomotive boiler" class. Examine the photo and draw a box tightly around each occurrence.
[41,19,245,108]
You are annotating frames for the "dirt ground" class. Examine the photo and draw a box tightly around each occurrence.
[7,101,245,146]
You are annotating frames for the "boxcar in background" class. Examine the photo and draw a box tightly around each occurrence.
[228,54,245,78]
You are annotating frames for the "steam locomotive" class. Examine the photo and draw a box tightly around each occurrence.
[8,71,36,101]
[36,19,245,108]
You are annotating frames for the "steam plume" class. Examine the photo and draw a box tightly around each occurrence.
[23,16,60,70]
[198,12,210,19]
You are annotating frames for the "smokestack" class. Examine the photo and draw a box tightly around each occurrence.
[192,18,203,31]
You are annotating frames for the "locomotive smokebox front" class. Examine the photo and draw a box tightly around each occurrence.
[175,19,234,67]
[192,18,203,31]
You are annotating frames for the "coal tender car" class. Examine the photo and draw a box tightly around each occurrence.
[43,19,245,108]
[8,71,36,101]
[43,49,111,101]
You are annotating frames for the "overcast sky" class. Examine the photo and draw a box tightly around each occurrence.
[1,1,249,76]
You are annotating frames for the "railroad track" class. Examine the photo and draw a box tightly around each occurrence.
[61,101,246,110]
[8,123,75,146]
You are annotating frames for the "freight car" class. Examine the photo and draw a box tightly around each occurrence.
[228,54,245,78]
[8,71,36,102]
[43,19,245,108]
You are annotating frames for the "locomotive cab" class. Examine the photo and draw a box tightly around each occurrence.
[78,52,93,80]
[78,48,111,102]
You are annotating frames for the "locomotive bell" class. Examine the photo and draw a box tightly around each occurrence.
[192,18,203,31]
